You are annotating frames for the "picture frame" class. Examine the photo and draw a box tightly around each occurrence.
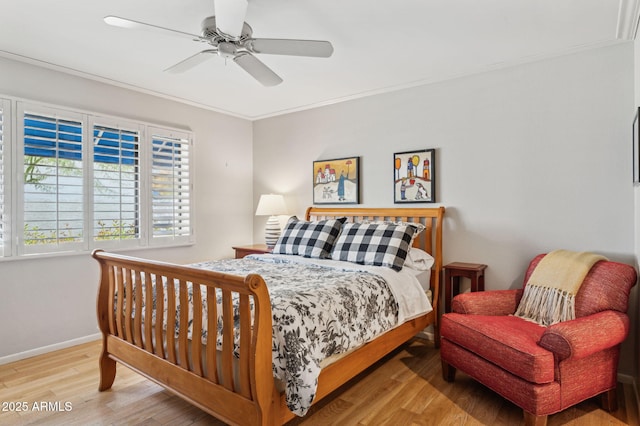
[313,156,360,204]
[394,149,436,203]
[634,107,640,184]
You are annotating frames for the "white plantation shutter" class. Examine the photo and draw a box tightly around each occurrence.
[92,119,143,248]
[18,104,85,254]
[1,100,194,258]
[0,99,10,257]
[149,127,192,245]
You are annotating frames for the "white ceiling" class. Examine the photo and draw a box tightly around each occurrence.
[0,0,638,120]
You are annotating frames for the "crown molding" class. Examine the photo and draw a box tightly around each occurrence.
[0,50,251,120]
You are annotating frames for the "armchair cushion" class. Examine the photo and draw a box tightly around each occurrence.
[452,289,523,315]
[538,310,630,361]
[441,313,554,383]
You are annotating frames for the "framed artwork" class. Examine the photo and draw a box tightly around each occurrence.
[394,149,436,203]
[634,107,640,184]
[313,156,360,204]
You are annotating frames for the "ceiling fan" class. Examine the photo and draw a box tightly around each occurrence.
[104,0,333,87]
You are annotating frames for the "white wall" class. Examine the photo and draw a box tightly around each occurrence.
[0,57,254,360]
[633,36,640,394]
[253,43,638,375]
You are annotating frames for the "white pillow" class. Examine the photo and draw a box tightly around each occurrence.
[403,247,435,271]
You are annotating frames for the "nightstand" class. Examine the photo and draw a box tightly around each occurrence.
[443,262,487,313]
[232,244,272,259]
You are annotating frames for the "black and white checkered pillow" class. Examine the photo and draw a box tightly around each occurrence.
[273,216,347,259]
[362,220,426,245]
[331,222,416,271]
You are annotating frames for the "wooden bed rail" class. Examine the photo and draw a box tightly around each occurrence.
[92,249,278,425]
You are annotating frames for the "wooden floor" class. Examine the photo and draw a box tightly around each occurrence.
[0,338,637,426]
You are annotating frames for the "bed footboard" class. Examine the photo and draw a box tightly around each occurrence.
[92,249,278,426]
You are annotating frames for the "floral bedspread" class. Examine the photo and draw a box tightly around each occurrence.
[186,255,400,416]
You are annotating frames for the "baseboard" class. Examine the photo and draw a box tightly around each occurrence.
[416,329,434,341]
[0,333,101,365]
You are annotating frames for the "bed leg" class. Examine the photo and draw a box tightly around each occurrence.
[98,349,116,391]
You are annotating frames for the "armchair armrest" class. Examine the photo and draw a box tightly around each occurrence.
[538,311,630,361]
[452,289,523,315]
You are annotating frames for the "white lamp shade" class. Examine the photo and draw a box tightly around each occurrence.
[255,194,287,216]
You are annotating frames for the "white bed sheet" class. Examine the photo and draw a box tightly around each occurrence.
[250,253,432,323]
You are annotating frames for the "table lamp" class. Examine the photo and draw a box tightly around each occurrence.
[255,194,287,247]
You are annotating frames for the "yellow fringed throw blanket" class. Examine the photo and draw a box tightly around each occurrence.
[514,250,607,326]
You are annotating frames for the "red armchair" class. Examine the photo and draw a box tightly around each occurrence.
[440,254,637,426]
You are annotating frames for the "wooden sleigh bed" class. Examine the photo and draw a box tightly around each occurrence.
[93,206,444,425]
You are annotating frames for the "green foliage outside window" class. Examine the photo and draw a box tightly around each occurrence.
[23,156,137,244]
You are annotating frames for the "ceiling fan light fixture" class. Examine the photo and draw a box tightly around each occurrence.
[217,42,237,59]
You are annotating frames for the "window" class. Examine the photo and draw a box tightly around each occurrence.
[19,105,85,254]
[92,119,143,248]
[5,100,194,258]
[0,99,10,257]
[150,128,192,245]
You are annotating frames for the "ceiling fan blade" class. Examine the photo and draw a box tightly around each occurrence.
[248,39,334,58]
[233,53,282,86]
[214,0,248,39]
[104,16,204,42]
[164,50,217,73]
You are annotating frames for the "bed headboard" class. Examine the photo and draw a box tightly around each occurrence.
[306,206,445,309]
